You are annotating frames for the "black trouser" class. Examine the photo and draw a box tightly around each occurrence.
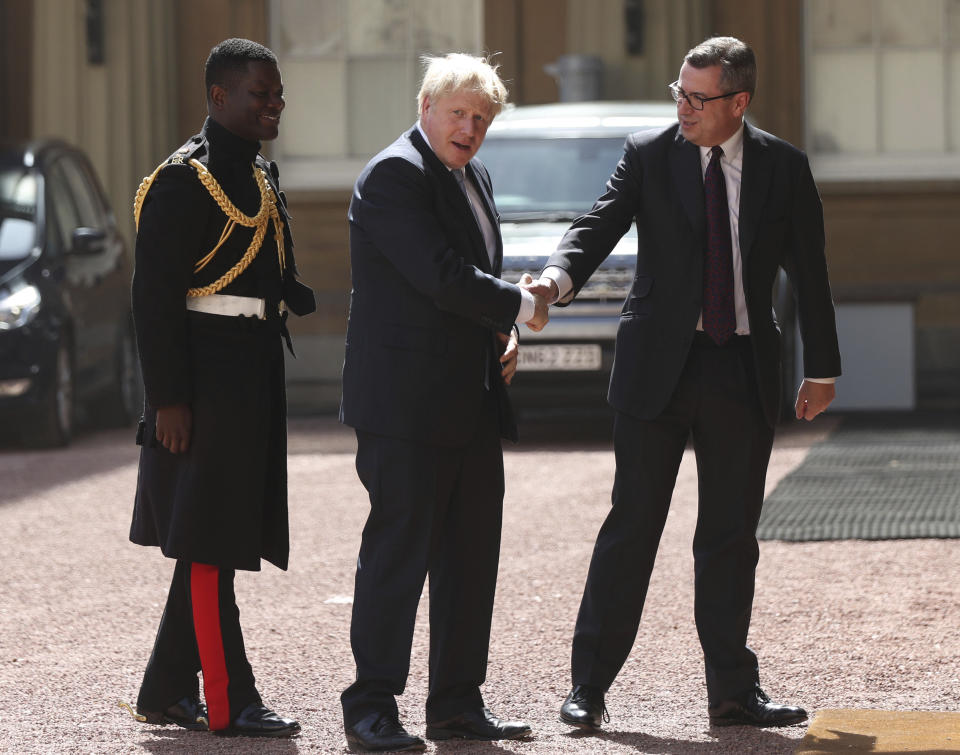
[341,391,504,727]
[137,559,259,730]
[571,333,775,705]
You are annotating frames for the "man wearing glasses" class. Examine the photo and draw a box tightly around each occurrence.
[526,36,841,729]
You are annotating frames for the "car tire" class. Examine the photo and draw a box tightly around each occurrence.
[103,318,144,427]
[29,338,74,447]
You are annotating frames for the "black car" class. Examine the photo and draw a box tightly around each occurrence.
[0,140,142,446]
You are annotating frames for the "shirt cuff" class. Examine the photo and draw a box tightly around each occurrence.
[804,377,837,384]
[541,266,573,304]
[516,288,536,325]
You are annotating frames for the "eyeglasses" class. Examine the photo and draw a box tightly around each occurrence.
[668,81,746,111]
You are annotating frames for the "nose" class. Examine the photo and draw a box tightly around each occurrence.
[269,92,285,111]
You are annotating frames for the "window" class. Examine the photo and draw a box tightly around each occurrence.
[806,0,960,180]
[46,161,83,252]
[479,136,627,215]
[0,169,37,261]
[59,157,107,229]
[269,0,484,189]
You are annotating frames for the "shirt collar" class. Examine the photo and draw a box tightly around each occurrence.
[416,121,431,151]
[699,122,745,165]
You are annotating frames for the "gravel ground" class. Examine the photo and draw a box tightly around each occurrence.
[1,414,957,754]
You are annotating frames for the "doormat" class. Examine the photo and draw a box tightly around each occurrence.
[758,412,960,541]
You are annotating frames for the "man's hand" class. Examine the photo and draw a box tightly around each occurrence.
[522,275,559,303]
[795,380,836,421]
[497,329,519,385]
[519,273,551,332]
[155,403,192,453]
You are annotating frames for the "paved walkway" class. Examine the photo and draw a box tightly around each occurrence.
[0,413,957,753]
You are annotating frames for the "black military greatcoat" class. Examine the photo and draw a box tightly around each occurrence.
[129,118,312,571]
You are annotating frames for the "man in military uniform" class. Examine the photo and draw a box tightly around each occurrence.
[125,38,313,738]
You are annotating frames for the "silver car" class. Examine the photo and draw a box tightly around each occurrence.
[479,102,675,415]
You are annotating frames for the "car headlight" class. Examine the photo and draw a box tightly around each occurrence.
[0,284,41,330]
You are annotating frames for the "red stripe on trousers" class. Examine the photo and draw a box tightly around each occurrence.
[190,563,231,731]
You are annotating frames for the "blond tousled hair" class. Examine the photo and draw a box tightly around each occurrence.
[416,53,508,118]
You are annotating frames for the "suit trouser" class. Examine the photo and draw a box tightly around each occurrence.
[571,333,775,705]
[341,390,504,727]
[137,559,259,730]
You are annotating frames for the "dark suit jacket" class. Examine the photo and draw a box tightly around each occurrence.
[340,125,522,447]
[545,121,841,427]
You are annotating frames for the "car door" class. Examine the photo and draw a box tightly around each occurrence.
[43,159,89,379]
[46,154,123,395]
[67,153,128,393]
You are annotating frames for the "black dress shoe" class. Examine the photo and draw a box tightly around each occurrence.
[709,686,808,727]
[345,712,426,752]
[135,695,208,730]
[216,702,301,737]
[425,707,531,741]
[560,685,608,729]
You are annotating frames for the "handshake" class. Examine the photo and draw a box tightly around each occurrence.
[519,273,557,332]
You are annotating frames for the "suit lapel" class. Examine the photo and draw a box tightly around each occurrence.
[447,171,491,273]
[465,161,503,275]
[670,131,706,248]
[738,122,772,263]
[408,127,493,273]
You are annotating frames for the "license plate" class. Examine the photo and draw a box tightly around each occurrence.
[518,344,602,371]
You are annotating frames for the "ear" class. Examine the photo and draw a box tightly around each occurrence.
[420,94,431,118]
[209,83,228,111]
[733,91,751,117]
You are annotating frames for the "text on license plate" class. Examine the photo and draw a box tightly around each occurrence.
[518,344,602,371]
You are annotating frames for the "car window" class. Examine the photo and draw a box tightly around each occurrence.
[0,168,38,261]
[59,156,107,228]
[45,160,83,253]
[478,136,627,217]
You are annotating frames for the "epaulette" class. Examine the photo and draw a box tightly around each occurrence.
[166,134,207,166]
[133,134,210,229]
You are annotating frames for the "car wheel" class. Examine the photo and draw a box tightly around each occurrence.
[103,319,144,427]
[29,339,74,447]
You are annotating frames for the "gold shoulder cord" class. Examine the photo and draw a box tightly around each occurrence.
[133,158,286,297]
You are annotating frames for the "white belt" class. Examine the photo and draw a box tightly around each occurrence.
[186,293,266,319]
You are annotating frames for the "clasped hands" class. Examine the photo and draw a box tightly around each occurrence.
[518,273,557,332]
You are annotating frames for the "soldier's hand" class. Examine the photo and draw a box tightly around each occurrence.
[155,403,192,453]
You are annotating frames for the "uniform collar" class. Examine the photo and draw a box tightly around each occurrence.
[203,117,261,165]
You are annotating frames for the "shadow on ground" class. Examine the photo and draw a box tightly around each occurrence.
[0,425,138,505]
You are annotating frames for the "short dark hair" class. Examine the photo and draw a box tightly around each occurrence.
[204,38,278,99]
[684,36,757,99]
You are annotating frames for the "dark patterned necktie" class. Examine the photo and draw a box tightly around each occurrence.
[702,145,736,345]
